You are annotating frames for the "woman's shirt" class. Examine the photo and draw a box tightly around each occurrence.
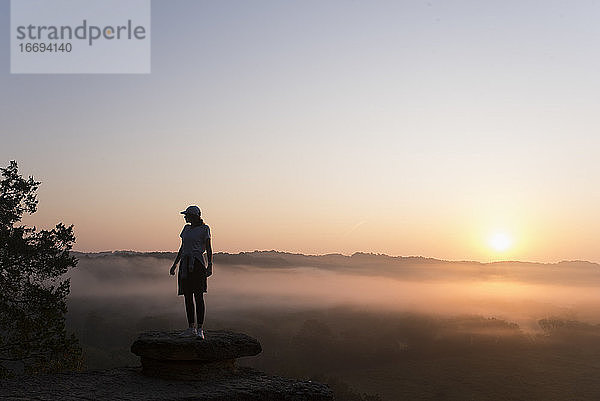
[180,223,211,266]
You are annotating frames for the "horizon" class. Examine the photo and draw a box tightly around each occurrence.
[71,248,600,266]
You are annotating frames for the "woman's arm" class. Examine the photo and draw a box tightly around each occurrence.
[206,238,213,276]
[170,244,183,275]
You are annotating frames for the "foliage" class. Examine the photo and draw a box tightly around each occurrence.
[0,161,83,377]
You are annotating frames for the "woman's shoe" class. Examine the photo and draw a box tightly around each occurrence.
[196,328,204,339]
[180,327,197,337]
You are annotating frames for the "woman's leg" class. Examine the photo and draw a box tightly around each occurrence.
[194,292,205,327]
[184,292,195,327]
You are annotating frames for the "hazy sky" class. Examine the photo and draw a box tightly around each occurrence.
[1,0,599,262]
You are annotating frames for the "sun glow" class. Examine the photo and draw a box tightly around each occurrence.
[489,232,512,252]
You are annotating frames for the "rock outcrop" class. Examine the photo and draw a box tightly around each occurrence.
[0,330,334,401]
[130,330,262,380]
[0,366,333,400]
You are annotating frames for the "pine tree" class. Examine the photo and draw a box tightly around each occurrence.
[0,161,84,377]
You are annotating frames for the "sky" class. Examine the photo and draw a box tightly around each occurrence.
[1,0,599,262]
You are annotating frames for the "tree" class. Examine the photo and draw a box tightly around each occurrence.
[0,161,83,377]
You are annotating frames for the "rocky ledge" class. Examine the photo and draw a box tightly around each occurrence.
[131,330,263,380]
[0,366,334,401]
[0,330,334,401]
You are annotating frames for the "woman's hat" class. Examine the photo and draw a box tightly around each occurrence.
[180,205,201,216]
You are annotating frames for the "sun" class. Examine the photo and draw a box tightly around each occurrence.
[489,232,512,252]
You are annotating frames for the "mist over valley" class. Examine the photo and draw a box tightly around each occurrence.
[65,251,600,400]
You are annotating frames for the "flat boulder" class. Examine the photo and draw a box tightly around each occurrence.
[131,330,262,362]
[131,330,263,380]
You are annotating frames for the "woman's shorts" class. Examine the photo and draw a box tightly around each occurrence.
[178,257,207,295]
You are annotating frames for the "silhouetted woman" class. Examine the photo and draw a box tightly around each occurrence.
[170,205,212,338]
